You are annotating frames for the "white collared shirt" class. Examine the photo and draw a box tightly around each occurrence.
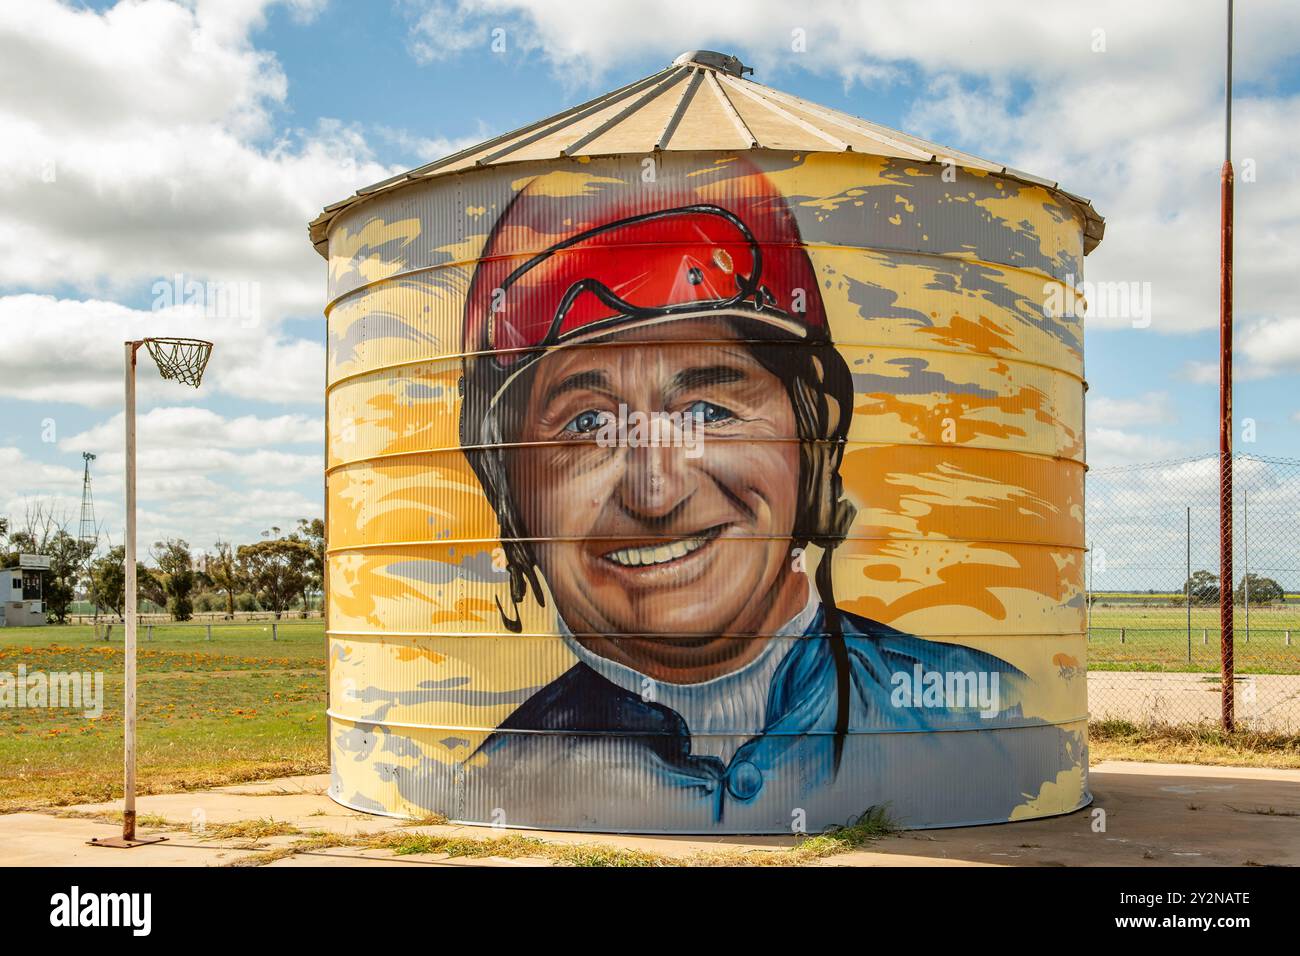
[559,590,820,763]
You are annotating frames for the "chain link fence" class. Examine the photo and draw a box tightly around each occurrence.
[1086,453,1300,732]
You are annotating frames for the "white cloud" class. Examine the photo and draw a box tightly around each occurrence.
[1178,360,1219,386]
[899,32,1300,339]
[1087,426,1187,467]
[1239,316,1300,379]
[407,1,1284,85]
[407,0,491,64]
[1089,392,1178,428]
[0,294,323,407]
[0,446,84,496]
[63,406,322,453]
[374,123,493,163]
[1175,316,1300,385]
[0,0,399,321]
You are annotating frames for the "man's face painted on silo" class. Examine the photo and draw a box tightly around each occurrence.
[507,319,810,684]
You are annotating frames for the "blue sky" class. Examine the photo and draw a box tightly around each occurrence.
[2,0,1298,556]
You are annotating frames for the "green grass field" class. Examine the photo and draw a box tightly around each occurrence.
[1088,604,1300,630]
[0,621,328,810]
[1087,604,1300,674]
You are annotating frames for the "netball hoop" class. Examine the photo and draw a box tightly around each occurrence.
[89,337,213,849]
[143,337,213,388]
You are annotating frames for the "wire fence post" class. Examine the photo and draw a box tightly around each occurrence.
[1186,506,1192,663]
[1243,489,1249,643]
[1086,543,1092,636]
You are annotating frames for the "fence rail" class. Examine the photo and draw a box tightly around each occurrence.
[69,611,324,626]
[85,619,323,641]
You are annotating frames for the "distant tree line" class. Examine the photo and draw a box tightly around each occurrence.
[1,503,324,623]
[1081,569,1290,608]
[1175,570,1286,607]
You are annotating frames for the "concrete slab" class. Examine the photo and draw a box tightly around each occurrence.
[212,774,332,796]
[870,761,1300,867]
[2,760,1295,867]
[67,790,385,838]
[0,812,272,867]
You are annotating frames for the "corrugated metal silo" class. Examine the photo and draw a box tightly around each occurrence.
[311,50,1103,832]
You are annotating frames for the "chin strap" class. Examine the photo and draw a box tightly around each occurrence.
[814,543,850,775]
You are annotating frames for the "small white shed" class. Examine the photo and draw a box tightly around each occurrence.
[0,554,49,627]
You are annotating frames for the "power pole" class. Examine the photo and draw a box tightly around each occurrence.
[1219,0,1235,732]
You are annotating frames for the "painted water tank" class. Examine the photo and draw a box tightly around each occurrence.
[312,51,1104,832]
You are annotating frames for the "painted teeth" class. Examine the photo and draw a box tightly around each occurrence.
[605,535,709,568]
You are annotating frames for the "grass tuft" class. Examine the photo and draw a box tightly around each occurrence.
[397,812,449,828]
[1090,718,1300,768]
[202,817,301,842]
[786,806,896,861]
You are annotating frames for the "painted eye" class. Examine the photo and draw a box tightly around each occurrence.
[684,401,735,424]
[563,410,608,434]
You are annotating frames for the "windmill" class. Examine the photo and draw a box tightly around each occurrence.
[78,451,98,553]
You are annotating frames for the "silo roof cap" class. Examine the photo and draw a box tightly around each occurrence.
[311,54,1104,257]
[671,50,752,76]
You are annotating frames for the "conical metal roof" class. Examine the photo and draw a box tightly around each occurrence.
[310,50,1103,256]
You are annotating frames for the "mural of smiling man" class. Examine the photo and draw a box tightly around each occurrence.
[452,161,1068,832]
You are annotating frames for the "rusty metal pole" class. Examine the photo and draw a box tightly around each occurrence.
[1219,0,1235,732]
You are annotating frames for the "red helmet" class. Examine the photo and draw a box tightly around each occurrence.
[457,162,854,633]
[463,162,828,377]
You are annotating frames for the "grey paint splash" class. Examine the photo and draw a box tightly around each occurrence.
[853,357,998,398]
[783,163,1079,283]
[404,382,445,400]
[844,276,934,326]
[357,677,544,723]
[345,790,388,814]
[330,222,458,302]
[388,552,507,586]
[335,722,380,761]
[921,257,1080,352]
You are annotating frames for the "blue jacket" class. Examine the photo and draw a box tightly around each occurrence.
[455,607,1080,832]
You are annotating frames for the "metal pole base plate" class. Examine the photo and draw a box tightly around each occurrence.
[88,835,168,849]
